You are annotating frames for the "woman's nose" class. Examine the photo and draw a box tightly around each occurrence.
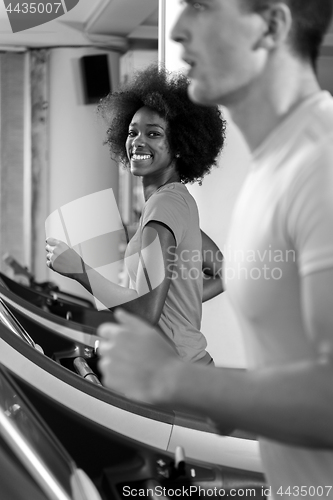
[132,135,145,147]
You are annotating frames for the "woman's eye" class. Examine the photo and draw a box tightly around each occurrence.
[128,131,136,137]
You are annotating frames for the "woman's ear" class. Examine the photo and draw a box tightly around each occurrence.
[258,2,292,50]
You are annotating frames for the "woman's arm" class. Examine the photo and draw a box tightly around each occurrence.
[121,221,177,324]
[46,222,176,324]
[201,230,224,302]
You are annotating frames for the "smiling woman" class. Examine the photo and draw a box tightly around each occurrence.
[99,65,225,184]
[46,65,226,364]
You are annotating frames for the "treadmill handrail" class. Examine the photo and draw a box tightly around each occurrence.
[0,407,71,500]
[0,298,36,349]
[0,287,99,348]
[0,274,115,329]
[0,321,238,435]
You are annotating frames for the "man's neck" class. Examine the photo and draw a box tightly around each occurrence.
[227,57,321,152]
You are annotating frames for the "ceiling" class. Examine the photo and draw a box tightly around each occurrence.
[0,0,332,53]
[0,0,158,51]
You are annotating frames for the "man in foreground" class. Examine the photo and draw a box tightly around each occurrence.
[98,0,333,495]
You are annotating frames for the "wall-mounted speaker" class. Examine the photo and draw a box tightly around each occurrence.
[81,54,111,105]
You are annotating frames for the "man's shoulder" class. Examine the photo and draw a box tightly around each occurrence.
[304,91,333,143]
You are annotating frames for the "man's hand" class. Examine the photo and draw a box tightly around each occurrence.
[46,238,85,277]
[97,309,180,404]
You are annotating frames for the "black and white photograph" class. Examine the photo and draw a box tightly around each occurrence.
[0,1,333,499]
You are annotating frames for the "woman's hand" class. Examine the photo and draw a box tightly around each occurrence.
[45,238,85,278]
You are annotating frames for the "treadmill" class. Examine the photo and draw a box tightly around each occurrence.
[0,282,266,486]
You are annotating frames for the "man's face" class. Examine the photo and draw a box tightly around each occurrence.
[171,0,269,106]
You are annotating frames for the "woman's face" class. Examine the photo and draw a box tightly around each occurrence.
[126,106,175,180]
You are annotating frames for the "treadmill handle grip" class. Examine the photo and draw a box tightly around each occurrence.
[73,357,102,385]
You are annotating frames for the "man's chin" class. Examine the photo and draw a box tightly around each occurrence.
[188,81,218,107]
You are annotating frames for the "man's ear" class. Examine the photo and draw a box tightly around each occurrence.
[258,2,292,50]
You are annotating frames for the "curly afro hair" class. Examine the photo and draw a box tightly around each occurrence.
[98,65,226,184]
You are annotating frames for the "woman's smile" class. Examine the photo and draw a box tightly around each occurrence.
[131,153,153,161]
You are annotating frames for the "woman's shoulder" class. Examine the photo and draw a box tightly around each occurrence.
[154,182,196,207]
[143,183,192,222]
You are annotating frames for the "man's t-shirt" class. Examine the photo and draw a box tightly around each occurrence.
[225,92,333,496]
[125,182,207,362]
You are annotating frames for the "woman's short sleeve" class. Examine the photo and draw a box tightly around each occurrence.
[141,186,190,247]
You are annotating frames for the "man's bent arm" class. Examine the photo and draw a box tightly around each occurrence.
[98,305,333,449]
[166,355,333,448]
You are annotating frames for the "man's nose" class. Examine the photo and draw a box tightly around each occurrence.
[170,8,188,44]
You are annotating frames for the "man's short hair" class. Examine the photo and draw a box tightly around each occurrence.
[245,0,333,67]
